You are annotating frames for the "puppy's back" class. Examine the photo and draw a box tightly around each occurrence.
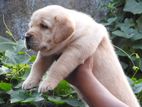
[92,36,140,107]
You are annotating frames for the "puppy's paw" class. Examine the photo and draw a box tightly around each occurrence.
[38,80,58,93]
[22,78,40,90]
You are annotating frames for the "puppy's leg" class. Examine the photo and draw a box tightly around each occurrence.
[38,46,94,92]
[22,52,54,90]
[38,25,106,92]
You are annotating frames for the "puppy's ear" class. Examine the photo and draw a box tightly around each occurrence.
[53,15,74,43]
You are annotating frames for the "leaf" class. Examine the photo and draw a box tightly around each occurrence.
[112,30,130,38]
[48,96,65,104]
[55,80,72,95]
[104,17,117,26]
[6,30,13,37]
[15,39,25,52]
[132,66,140,72]
[0,82,12,91]
[5,50,17,64]
[124,0,142,14]
[64,99,85,107]
[29,55,36,62]
[0,36,16,52]
[0,66,10,75]
[4,50,30,64]
[48,96,85,107]
[0,36,12,42]
[133,82,142,93]
[8,89,44,103]
[124,18,135,27]
[113,19,142,40]
[0,42,16,52]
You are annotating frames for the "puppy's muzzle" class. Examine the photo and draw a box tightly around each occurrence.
[25,33,33,49]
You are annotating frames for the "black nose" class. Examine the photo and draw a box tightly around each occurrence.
[25,33,33,41]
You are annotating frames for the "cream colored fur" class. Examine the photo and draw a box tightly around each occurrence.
[22,5,140,107]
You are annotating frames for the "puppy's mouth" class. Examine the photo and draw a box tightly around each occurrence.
[40,45,54,52]
[25,40,40,51]
[25,41,53,52]
[25,42,31,50]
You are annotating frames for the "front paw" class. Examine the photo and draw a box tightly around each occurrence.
[38,80,58,93]
[22,78,40,90]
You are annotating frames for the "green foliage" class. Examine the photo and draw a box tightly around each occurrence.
[124,0,142,14]
[0,82,12,91]
[102,0,142,105]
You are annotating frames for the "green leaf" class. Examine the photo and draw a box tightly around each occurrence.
[0,66,10,75]
[0,36,12,42]
[0,42,16,52]
[132,66,140,72]
[15,39,25,52]
[6,30,13,37]
[0,82,12,91]
[133,82,142,93]
[55,80,72,95]
[113,19,142,40]
[18,51,26,55]
[64,99,85,107]
[29,55,36,62]
[9,89,43,103]
[124,0,142,14]
[0,36,16,52]
[48,96,85,107]
[4,50,30,64]
[112,30,129,38]
[48,96,65,104]
[104,17,117,26]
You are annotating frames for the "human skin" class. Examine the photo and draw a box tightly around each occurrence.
[66,57,129,107]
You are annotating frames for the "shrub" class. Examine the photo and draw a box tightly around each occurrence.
[102,0,142,105]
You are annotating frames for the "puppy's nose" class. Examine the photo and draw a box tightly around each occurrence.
[25,33,33,41]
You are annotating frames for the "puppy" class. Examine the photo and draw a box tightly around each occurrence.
[22,5,140,107]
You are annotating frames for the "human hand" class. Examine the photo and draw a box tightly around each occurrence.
[66,56,93,86]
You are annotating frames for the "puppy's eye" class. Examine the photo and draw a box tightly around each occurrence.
[40,23,49,29]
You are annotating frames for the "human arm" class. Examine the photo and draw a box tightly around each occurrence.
[66,57,129,107]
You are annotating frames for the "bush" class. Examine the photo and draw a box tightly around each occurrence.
[102,0,142,105]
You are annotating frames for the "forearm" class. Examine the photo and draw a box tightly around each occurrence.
[70,71,128,107]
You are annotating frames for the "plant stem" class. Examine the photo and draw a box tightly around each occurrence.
[113,45,135,66]
[2,14,16,42]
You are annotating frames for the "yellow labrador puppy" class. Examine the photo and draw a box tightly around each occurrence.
[22,5,140,107]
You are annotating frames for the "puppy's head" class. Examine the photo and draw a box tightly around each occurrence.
[25,5,75,52]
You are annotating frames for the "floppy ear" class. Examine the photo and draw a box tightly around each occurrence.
[53,15,75,43]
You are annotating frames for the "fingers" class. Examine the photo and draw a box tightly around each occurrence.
[85,56,94,69]
[77,56,94,71]
[66,56,93,84]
